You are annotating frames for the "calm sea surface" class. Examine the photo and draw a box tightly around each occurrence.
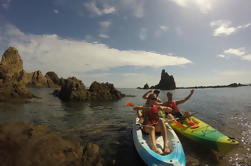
[0,87,251,166]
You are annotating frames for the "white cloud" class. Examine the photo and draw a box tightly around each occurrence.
[210,20,251,36]
[169,0,214,14]
[102,6,116,14]
[84,1,116,16]
[0,24,192,79]
[99,34,110,39]
[160,26,169,32]
[120,0,145,18]
[139,28,147,40]
[224,48,246,56]
[99,21,111,39]
[241,55,251,61]
[154,25,169,38]
[53,9,59,14]
[99,21,111,30]
[1,0,11,9]
[217,54,226,58]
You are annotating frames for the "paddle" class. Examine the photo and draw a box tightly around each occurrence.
[124,102,135,107]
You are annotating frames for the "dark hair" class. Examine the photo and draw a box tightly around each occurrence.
[153,90,160,94]
[151,97,157,100]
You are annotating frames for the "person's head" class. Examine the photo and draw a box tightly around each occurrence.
[166,92,173,101]
[153,90,160,97]
[147,94,158,106]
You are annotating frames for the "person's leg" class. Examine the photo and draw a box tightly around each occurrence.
[156,119,170,154]
[137,110,144,124]
[143,125,161,154]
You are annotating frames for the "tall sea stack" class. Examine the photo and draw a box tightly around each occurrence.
[154,69,176,90]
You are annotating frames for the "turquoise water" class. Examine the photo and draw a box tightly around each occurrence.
[0,87,251,165]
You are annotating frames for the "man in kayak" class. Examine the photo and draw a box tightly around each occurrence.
[163,89,198,128]
[134,94,172,154]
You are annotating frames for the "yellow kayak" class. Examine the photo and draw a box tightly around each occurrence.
[169,116,239,153]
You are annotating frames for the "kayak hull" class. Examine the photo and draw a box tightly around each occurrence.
[169,116,239,153]
[132,118,186,166]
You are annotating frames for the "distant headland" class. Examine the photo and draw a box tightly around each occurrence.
[137,69,250,90]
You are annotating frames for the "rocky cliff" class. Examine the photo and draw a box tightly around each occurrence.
[0,47,35,101]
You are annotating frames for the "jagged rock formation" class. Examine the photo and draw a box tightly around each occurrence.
[0,47,35,101]
[154,69,176,90]
[88,81,125,101]
[0,47,23,79]
[45,71,61,85]
[54,79,125,102]
[53,77,88,101]
[138,69,176,90]
[0,47,124,102]
[143,83,149,89]
[0,122,103,166]
[0,47,63,101]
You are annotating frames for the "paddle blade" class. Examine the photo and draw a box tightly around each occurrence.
[124,102,135,107]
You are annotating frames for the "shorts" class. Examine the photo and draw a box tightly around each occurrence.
[173,112,183,119]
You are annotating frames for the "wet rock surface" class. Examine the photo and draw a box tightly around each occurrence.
[54,79,125,101]
[0,122,103,166]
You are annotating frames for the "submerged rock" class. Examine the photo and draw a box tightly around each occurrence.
[0,122,103,166]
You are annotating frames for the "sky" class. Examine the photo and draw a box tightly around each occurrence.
[0,0,251,88]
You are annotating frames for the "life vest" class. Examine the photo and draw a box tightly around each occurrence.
[143,105,159,125]
[167,101,180,114]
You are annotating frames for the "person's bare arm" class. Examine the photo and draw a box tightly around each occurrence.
[176,89,194,105]
[142,90,152,99]
[133,106,144,111]
[158,106,172,113]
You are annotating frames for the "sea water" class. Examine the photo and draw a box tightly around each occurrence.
[0,87,251,165]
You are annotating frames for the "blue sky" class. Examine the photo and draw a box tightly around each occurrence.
[0,0,251,88]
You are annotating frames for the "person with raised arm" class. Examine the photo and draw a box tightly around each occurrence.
[163,89,199,128]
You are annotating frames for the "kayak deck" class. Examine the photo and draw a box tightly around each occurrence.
[169,116,239,153]
[133,118,186,166]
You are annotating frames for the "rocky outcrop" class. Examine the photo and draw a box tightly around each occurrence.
[0,47,35,101]
[0,82,35,102]
[88,81,125,101]
[154,69,176,90]
[0,122,103,166]
[54,79,125,102]
[143,83,149,89]
[45,72,61,85]
[138,69,176,90]
[0,47,23,79]
[54,77,88,101]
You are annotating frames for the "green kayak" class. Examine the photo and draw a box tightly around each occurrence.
[169,116,239,153]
